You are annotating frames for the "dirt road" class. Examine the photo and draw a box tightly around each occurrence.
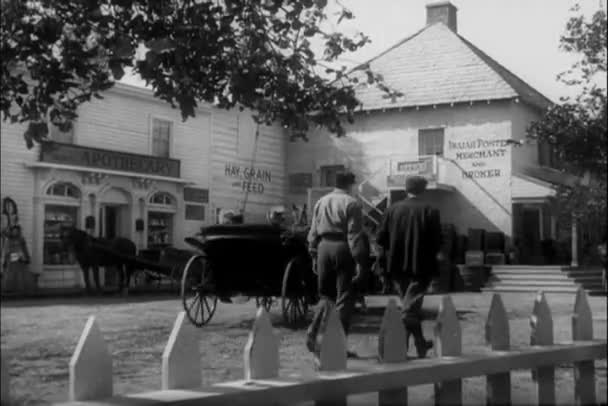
[1,292,606,405]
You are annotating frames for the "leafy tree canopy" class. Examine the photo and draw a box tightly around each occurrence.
[527,4,607,229]
[1,0,401,148]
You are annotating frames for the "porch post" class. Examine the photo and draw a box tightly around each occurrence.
[571,213,579,268]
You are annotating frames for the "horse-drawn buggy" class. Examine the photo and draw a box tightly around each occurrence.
[61,223,318,328]
[181,223,318,327]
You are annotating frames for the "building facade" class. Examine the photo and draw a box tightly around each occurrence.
[1,2,581,292]
[286,2,574,266]
[0,83,287,289]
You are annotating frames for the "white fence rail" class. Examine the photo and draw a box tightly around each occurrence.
[0,288,606,406]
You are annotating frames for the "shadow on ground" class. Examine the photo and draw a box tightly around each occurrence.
[220,306,478,335]
[349,308,476,334]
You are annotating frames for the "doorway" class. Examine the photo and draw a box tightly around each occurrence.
[513,203,543,265]
[99,205,129,239]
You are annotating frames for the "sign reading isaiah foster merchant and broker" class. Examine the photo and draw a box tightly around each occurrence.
[39,142,181,178]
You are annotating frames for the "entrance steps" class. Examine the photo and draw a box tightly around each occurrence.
[483,265,606,296]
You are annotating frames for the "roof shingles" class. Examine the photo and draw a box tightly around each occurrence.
[353,23,551,111]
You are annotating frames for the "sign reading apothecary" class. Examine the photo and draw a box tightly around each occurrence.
[40,141,181,178]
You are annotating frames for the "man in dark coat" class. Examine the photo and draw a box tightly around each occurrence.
[376,175,442,358]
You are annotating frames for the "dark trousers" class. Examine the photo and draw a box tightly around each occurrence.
[307,239,355,346]
[394,276,431,334]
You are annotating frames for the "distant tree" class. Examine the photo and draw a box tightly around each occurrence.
[527,4,607,250]
[1,0,401,148]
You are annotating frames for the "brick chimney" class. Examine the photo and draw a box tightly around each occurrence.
[426,1,458,32]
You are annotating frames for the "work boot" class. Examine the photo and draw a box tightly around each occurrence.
[405,322,433,358]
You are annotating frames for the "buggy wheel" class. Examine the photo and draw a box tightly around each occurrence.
[255,296,274,311]
[281,257,309,327]
[181,255,218,327]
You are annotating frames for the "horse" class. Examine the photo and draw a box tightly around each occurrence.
[60,227,137,296]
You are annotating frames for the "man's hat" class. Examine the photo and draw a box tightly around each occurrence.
[405,175,428,195]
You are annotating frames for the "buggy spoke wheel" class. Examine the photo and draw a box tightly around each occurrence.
[181,255,218,327]
[281,257,310,328]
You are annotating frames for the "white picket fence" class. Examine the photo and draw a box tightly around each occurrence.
[1,289,606,406]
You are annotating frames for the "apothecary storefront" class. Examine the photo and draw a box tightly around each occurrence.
[27,141,207,289]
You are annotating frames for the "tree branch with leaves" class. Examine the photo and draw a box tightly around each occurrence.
[1,0,403,148]
[527,3,607,251]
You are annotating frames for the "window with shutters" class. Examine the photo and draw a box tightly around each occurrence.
[418,128,444,157]
[151,118,172,158]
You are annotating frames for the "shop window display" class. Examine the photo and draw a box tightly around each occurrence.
[147,192,175,248]
[44,182,80,266]
[43,205,78,265]
[147,212,173,247]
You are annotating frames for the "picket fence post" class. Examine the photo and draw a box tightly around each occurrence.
[530,291,555,405]
[1,354,9,406]
[244,307,279,381]
[68,316,113,401]
[161,311,201,390]
[434,295,462,406]
[378,298,408,406]
[485,293,511,405]
[572,288,595,406]
[316,303,347,406]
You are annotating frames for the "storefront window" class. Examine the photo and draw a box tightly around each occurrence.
[148,192,176,248]
[44,205,78,265]
[44,183,81,266]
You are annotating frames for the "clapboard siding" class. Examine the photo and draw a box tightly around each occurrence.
[76,90,212,186]
[210,107,287,221]
[0,121,39,266]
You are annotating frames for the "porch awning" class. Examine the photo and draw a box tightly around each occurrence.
[518,165,580,188]
[512,173,555,202]
[512,166,582,203]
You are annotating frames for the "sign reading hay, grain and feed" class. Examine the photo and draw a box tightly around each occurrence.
[224,163,272,195]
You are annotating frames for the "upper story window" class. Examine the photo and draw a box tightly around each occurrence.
[320,165,345,187]
[49,122,74,144]
[46,182,81,199]
[151,118,172,158]
[418,128,444,157]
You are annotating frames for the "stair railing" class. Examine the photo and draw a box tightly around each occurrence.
[357,163,388,224]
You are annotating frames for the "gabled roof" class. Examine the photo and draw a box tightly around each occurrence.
[353,23,552,111]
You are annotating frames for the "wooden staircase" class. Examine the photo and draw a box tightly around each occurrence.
[483,265,606,296]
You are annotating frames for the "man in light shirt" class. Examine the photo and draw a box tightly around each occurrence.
[306,172,368,358]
